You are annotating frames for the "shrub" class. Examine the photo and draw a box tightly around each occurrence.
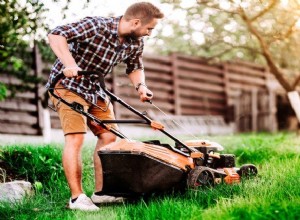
[0,144,64,190]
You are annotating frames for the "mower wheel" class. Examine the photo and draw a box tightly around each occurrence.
[237,164,258,178]
[187,166,215,188]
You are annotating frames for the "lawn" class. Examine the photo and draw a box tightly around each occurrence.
[0,132,300,220]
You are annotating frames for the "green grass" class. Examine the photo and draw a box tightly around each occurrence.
[0,132,300,220]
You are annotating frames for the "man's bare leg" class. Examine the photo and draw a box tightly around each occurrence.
[93,132,117,192]
[63,133,85,199]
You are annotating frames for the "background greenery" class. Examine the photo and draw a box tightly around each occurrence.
[0,132,299,220]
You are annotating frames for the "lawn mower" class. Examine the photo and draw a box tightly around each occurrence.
[48,71,258,197]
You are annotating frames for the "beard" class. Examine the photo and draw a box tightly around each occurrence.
[128,29,143,40]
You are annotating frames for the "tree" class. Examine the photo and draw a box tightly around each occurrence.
[156,0,300,122]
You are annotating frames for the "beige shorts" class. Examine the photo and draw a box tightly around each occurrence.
[49,84,118,136]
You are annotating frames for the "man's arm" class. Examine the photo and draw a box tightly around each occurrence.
[128,69,153,102]
[48,34,80,77]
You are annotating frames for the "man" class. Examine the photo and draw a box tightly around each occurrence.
[46,2,164,211]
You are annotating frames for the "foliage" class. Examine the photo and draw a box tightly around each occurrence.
[0,144,64,190]
[0,0,47,98]
[0,83,7,101]
[0,133,300,219]
[37,40,57,63]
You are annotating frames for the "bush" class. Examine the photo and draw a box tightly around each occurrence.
[0,144,64,190]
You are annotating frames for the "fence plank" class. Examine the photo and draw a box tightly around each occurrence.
[143,61,172,73]
[0,110,37,124]
[181,107,225,115]
[178,80,225,93]
[228,73,266,86]
[177,69,224,84]
[144,71,173,82]
[0,123,39,135]
[226,64,267,78]
[179,89,225,101]
[172,53,181,115]
[177,60,224,75]
[0,100,37,112]
[227,60,266,71]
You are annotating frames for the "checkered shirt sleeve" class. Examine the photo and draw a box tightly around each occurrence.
[49,17,100,43]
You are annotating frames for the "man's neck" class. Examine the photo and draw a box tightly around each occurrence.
[118,17,129,42]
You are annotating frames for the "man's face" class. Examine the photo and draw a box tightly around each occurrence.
[129,18,158,39]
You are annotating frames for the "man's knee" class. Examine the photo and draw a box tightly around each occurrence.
[65,133,85,148]
[98,132,117,145]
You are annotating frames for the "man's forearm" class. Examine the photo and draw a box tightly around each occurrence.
[128,69,153,101]
[48,34,77,67]
[128,69,146,88]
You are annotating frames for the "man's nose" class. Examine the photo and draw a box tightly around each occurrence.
[147,30,152,36]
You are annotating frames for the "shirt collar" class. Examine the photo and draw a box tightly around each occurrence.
[110,16,121,36]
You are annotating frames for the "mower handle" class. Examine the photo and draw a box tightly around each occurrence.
[78,71,106,89]
[48,71,195,156]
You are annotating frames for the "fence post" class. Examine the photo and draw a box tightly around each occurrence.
[171,53,181,115]
[34,42,45,136]
[34,42,52,141]
[251,87,258,132]
[223,63,236,125]
[269,89,278,132]
[234,91,242,132]
[222,63,230,107]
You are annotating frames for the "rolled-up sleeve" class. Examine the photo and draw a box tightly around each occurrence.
[125,40,144,74]
[49,17,100,43]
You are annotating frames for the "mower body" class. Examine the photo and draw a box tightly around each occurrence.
[99,139,257,196]
[99,139,193,196]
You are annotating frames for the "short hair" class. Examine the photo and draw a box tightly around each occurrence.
[124,2,164,24]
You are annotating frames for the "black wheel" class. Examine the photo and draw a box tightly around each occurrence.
[187,166,215,188]
[237,164,258,178]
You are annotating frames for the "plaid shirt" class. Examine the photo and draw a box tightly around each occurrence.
[46,16,144,103]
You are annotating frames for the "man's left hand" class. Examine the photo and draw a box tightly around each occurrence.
[138,86,153,102]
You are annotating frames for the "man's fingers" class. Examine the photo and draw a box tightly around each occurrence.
[63,66,80,78]
[72,70,78,77]
[63,70,72,77]
[140,91,153,102]
[146,92,153,97]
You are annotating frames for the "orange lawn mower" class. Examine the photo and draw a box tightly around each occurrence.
[48,71,258,197]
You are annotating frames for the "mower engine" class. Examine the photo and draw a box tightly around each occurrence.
[184,140,257,187]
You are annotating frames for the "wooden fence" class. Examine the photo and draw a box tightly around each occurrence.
[0,46,279,135]
[0,46,43,135]
[111,53,277,133]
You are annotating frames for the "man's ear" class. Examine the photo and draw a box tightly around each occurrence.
[131,18,141,27]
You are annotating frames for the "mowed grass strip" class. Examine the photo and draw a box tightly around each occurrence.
[0,133,299,220]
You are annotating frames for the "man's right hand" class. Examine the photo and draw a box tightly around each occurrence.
[63,66,82,77]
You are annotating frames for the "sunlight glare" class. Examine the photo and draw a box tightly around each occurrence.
[219,1,231,10]
[192,32,205,45]
[280,0,289,8]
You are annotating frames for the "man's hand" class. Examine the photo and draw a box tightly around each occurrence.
[137,85,153,102]
[63,66,82,77]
